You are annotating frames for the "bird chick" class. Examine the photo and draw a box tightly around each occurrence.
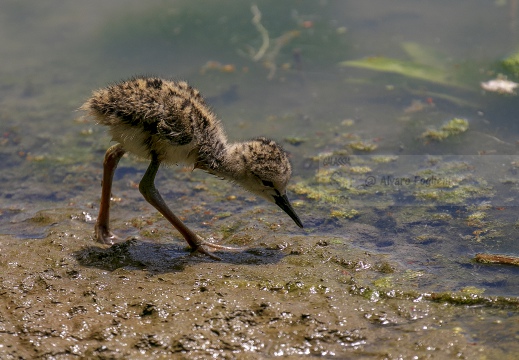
[81,76,302,259]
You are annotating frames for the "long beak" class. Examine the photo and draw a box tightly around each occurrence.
[274,194,304,228]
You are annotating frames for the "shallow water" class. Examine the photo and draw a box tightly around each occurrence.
[1,0,519,358]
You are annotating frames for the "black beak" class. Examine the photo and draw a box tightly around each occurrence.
[274,194,304,228]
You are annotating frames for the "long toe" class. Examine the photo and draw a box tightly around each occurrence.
[200,241,244,251]
[188,240,247,260]
[191,245,222,261]
[95,225,122,245]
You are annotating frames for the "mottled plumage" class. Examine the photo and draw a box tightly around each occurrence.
[81,76,302,259]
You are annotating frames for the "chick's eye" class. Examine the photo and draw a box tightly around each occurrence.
[262,180,274,187]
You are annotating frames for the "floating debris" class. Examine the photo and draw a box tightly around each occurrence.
[248,5,300,79]
[250,4,270,62]
[404,99,434,113]
[481,77,518,94]
[200,61,237,74]
[475,253,519,266]
[263,30,300,79]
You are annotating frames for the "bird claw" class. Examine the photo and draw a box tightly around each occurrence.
[190,245,223,261]
[95,224,122,245]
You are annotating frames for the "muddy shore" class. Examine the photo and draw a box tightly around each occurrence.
[1,209,517,359]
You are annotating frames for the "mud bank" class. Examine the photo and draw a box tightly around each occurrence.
[1,211,517,359]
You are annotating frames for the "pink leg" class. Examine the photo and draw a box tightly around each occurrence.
[95,143,126,244]
[139,152,239,260]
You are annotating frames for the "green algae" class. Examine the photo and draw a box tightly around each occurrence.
[427,292,519,308]
[375,261,396,274]
[330,209,360,219]
[461,286,485,295]
[415,234,444,244]
[349,141,378,152]
[371,155,398,163]
[309,149,351,164]
[315,168,336,184]
[441,117,469,134]
[290,180,345,204]
[283,136,308,145]
[421,118,469,142]
[219,221,246,240]
[372,276,394,288]
[348,165,372,174]
[466,211,487,227]
[215,211,232,219]
[28,212,56,225]
[293,152,497,211]
[430,212,453,221]
[414,185,486,204]
[140,228,163,239]
[502,50,519,77]
[348,266,519,309]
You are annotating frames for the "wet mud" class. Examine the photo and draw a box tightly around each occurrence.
[1,211,517,359]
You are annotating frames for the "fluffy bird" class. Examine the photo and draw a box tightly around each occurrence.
[81,76,303,259]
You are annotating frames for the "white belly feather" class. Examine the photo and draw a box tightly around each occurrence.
[109,123,198,166]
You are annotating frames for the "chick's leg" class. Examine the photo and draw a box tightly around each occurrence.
[95,143,126,244]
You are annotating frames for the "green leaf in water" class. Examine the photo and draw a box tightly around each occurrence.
[401,41,446,68]
[339,42,469,89]
[340,57,454,86]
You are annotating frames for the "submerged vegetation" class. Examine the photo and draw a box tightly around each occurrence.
[421,118,469,142]
[501,50,519,78]
[340,42,474,89]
